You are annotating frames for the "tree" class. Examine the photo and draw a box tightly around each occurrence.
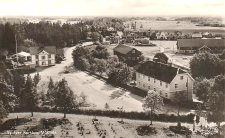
[54,78,78,118]
[173,91,188,128]
[153,53,168,64]
[33,72,41,87]
[95,59,107,76]
[0,101,7,126]
[190,52,222,78]
[142,90,163,125]
[194,78,211,103]
[205,75,225,133]
[20,74,39,116]
[47,77,55,107]
[0,81,16,112]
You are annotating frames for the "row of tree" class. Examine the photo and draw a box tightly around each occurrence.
[72,45,134,85]
[0,22,83,54]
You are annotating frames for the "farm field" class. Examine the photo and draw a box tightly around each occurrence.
[124,20,225,35]
[107,41,192,68]
[0,112,206,138]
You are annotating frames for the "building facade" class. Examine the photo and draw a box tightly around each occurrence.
[30,46,56,66]
[177,39,225,54]
[136,61,194,100]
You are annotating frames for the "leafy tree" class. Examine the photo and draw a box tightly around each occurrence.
[190,52,222,78]
[92,45,109,59]
[205,75,225,133]
[20,74,39,116]
[153,53,168,64]
[0,81,16,112]
[173,91,188,128]
[33,72,41,87]
[142,90,164,125]
[47,77,55,107]
[0,101,7,126]
[54,78,78,118]
[95,59,107,76]
[194,78,211,103]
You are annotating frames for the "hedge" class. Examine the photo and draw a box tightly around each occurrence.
[12,107,195,124]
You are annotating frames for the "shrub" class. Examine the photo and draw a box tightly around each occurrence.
[136,125,157,136]
[169,126,192,135]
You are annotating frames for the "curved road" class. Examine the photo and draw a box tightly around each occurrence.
[33,46,143,112]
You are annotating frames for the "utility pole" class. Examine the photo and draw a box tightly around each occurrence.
[187,77,189,101]
[15,35,18,65]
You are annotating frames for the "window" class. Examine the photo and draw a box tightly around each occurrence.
[49,60,51,64]
[42,56,45,59]
[35,55,38,59]
[139,82,140,85]
[160,81,162,86]
[132,50,135,53]
[166,83,168,88]
[132,57,135,60]
[148,77,150,81]
[148,86,150,89]
[175,84,178,88]
[42,62,45,65]
[160,90,162,95]
[138,73,140,78]
[48,54,51,58]
[180,76,183,80]
[154,88,156,91]
[36,61,38,65]
[154,79,156,83]
[143,84,145,88]
[165,93,168,97]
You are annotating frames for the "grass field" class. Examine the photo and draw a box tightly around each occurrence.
[124,20,225,36]
[0,112,207,138]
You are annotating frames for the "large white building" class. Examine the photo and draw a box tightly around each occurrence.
[136,61,194,101]
[30,46,56,66]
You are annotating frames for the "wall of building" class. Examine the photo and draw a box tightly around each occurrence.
[136,72,171,99]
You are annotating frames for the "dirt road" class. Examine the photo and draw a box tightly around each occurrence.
[32,46,143,112]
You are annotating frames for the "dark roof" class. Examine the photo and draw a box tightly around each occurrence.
[177,39,225,48]
[56,49,64,55]
[30,46,56,55]
[113,44,135,55]
[136,61,186,83]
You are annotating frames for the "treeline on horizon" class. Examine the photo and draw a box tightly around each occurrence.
[0,22,83,54]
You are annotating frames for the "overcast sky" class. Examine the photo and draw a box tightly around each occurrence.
[0,0,225,17]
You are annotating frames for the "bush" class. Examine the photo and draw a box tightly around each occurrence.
[169,126,192,135]
[136,125,157,136]
[1,118,31,131]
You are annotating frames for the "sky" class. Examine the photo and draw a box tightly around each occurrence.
[0,0,225,17]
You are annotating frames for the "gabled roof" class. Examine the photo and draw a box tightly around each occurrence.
[113,44,136,55]
[177,39,225,48]
[30,46,56,55]
[136,61,186,83]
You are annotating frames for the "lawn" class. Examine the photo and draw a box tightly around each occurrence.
[0,112,207,138]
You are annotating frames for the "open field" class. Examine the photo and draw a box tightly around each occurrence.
[107,41,192,68]
[0,112,207,138]
[124,20,225,35]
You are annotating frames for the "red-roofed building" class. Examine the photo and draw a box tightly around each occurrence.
[30,46,56,66]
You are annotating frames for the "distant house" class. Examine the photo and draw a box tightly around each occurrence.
[177,39,225,54]
[113,44,142,66]
[30,46,56,66]
[192,33,202,39]
[12,51,31,61]
[107,27,115,31]
[136,61,194,100]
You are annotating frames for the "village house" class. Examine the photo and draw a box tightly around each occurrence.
[177,39,225,54]
[113,44,142,66]
[136,61,194,100]
[30,46,56,67]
